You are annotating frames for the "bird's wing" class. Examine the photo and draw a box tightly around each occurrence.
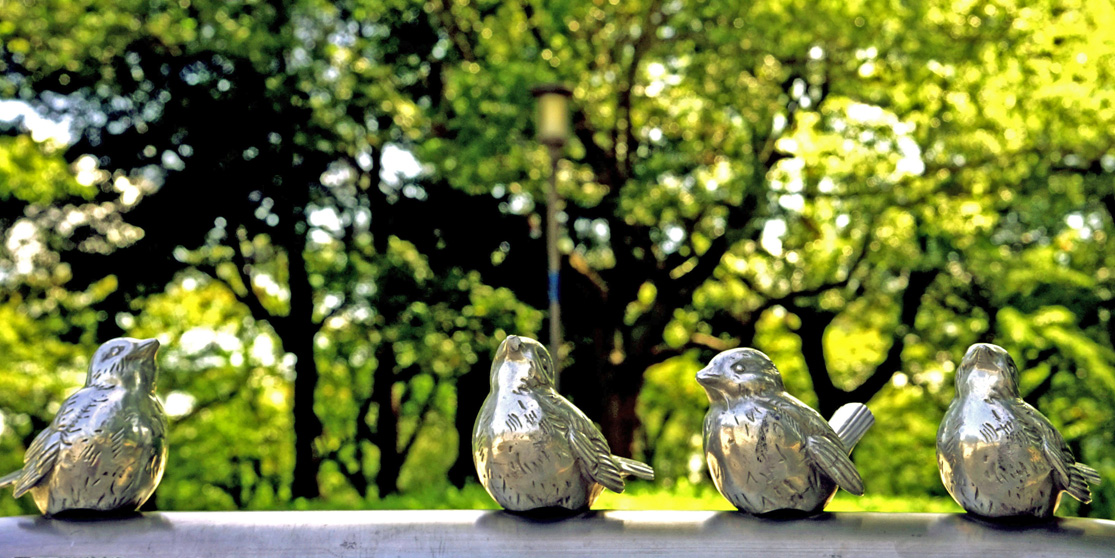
[13,389,106,498]
[768,395,863,495]
[536,390,625,493]
[702,411,717,453]
[471,396,494,456]
[1014,403,1070,482]
[935,404,965,494]
[791,396,864,495]
[1016,401,1096,503]
[936,406,959,460]
[13,418,68,497]
[805,433,865,495]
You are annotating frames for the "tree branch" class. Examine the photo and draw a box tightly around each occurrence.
[848,268,940,404]
[399,380,440,459]
[1102,191,1115,227]
[1022,348,1061,405]
[568,251,608,300]
[197,250,275,329]
[618,0,664,179]
[519,1,549,51]
[228,227,283,319]
[649,332,736,359]
[321,446,369,496]
[790,304,839,414]
[347,391,377,496]
[572,107,620,187]
[318,299,352,328]
[660,187,764,307]
[432,0,476,63]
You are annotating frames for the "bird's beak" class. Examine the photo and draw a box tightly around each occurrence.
[495,335,528,363]
[965,344,997,370]
[695,366,719,387]
[129,338,161,361]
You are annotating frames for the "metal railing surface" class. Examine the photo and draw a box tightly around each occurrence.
[1,510,1113,558]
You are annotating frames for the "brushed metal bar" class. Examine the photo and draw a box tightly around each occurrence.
[1,510,1113,558]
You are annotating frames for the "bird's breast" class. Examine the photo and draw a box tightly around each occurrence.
[474,391,587,511]
[475,391,562,468]
[706,402,808,475]
[952,399,1028,448]
[704,400,826,514]
[488,391,545,435]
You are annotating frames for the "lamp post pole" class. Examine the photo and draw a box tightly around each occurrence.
[545,143,562,389]
[531,84,572,390]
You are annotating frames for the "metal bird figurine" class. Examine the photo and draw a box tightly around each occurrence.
[0,338,168,516]
[697,348,874,515]
[937,343,1101,519]
[473,335,654,512]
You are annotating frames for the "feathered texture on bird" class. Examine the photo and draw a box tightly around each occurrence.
[937,343,1102,519]
[697,348,873,515]
[1,338,168,516]
[473,335,654,512]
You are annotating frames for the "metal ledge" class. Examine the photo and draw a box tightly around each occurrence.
[1,510,1113,558]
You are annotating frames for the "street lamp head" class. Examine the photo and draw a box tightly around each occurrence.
[531,83,573,148]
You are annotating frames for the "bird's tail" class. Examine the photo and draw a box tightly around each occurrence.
[615,456,655,481]
[829,403,875,454]
[1065,463,1102,504]
[0,470,19,488]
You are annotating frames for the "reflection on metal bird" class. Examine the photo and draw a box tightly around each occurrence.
[473,335,654,512]
[698,347,873,515]
[937,343,1101,519]
[0,338,168,516]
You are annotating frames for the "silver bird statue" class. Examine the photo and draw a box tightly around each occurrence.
[697,348,874,515]
[0,338,168,516]
[937,343,1101,519]
[473,335,654,512]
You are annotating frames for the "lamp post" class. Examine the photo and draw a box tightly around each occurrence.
[531,83,572,389]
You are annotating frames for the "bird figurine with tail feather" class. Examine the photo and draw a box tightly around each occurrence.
[697,348,874,515]
[937,343,1101,520]
[1,338,168,516]
[473,335,654,512]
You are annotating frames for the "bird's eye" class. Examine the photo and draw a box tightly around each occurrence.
[731,362,746,374]
[104,346,123,361]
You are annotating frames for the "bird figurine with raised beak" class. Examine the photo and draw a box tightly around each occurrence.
[0,338,168,516]
[473,335,654,512]
[937,343,1101,519]
[697,347,874,515]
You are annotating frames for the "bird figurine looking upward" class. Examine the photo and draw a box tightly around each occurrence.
[473,335,654,512]
[937,343,1101,519]
[0,338,168,516]
[697,348,874,515]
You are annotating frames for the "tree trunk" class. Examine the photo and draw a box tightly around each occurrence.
[286,311,323,499]
[448,360,488,487]
[562,324,646,458]
[372,342,402,497]
[282,180,324,500]
[796,308,841,418]
[602,386,641,459]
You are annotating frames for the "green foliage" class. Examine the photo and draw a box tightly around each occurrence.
[0,136,95,204]
[1,0,1114,519]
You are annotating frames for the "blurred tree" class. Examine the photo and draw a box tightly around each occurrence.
[0,0,542,503]
[394,0,1109,457]
[0,0,1112,516]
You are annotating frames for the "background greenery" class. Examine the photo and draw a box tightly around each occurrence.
[0,0,1112,517]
